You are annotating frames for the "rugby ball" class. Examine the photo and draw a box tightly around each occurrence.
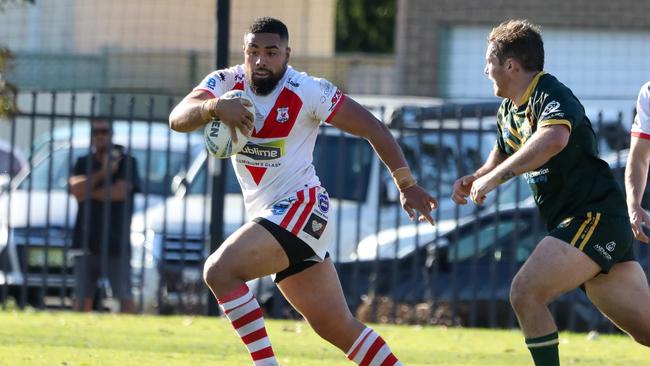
[203,90,254,158]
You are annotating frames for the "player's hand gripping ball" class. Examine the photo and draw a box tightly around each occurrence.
[203,90,254,158]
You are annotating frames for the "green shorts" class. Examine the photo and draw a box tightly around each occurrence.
[548,211,635,273]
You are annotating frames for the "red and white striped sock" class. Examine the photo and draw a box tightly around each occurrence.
[218,283,279,366]
[346,327,403,366]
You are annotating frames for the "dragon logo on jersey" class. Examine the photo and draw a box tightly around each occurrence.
[240,140,285,161]
[276,107,289,123]
[329,89,343,111]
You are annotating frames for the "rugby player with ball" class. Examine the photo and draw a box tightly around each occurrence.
[169,17,437,366]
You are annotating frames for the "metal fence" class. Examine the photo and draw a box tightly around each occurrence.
[0,91,647,333]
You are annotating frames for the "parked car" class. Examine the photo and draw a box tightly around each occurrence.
[340,149,650,330]
[127,112,507,313]
[0,139,28,194]
[0,120,202,308]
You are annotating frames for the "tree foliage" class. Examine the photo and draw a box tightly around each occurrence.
[335,0,396,54]
[0,0,33,117]
[0,47,19,117]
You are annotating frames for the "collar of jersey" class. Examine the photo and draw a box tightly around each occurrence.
[516,71,545,108]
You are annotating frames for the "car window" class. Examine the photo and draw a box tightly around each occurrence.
[447,215,540,263]
[0,149,24,177]
[397,130,496,199]
[313,133,373,202]
[186,158,240,195]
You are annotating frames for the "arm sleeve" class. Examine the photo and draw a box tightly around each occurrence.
[631,81,650,139]
[537,93,578,132]
[495,102,508,154]
[304,77,346,123]
[72,157,85,176]
[192,66,241,98]
[129,157,142,193]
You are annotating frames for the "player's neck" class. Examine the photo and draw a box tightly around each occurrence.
[510,71,539,107]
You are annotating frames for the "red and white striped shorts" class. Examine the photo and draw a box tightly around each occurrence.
[258,186,332,261]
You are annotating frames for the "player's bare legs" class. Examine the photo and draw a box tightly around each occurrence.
[510,236,601,335]
[278,258,403,365]
[509,236,601,365]
[277,258,363,350]
[585,261,650,346]
[204,222,289,298]
[203,222,289,366]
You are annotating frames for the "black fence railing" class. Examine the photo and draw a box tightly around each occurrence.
[0,91,647,333]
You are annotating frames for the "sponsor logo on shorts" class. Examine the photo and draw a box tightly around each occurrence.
[605,241,616,252]
[271,199,292,215]
[240,140,285,160]
[302,213,327,239]
[557,217,573,229]
[594,244,613,261]
[317,193,329,213]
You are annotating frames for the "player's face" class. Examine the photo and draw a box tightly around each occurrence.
[244,33,290,96]
[484,42,510,98]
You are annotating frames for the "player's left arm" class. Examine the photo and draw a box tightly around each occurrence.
[470,124,569,204]
[328,97,438,224]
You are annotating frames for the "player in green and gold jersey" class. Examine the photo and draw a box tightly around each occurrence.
[452,19,650,366]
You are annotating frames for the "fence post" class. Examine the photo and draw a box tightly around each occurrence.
[207,0,230,317]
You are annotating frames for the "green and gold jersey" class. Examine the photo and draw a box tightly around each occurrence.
[495,72,627,230]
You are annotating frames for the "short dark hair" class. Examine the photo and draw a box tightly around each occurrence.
[488,19,544,72]
[249,17,289,42]
[90,118,112,133]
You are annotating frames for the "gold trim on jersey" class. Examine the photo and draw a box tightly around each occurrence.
[505,138,520,151]
[516,71,546,107]
[539,119,572,132]
[508,125,523,140]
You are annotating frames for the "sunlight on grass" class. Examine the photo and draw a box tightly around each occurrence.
[0,310,648,365]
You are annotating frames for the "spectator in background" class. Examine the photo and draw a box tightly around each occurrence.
[68,118,141,313]
[626,81,650,242]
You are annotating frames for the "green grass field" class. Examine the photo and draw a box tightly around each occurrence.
[1,309,648,365]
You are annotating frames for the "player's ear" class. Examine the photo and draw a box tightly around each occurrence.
[286,46,291,61]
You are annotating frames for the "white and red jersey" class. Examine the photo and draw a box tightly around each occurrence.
[194,65,345,217]
[631,81,650,139]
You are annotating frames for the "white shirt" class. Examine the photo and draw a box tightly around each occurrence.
[194,65,345,216]
[631,81,650,139]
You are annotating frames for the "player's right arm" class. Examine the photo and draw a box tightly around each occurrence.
[625,136,650,242]
[168,90,254,138]
[625,81,650,243]
[451,145,508,205]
